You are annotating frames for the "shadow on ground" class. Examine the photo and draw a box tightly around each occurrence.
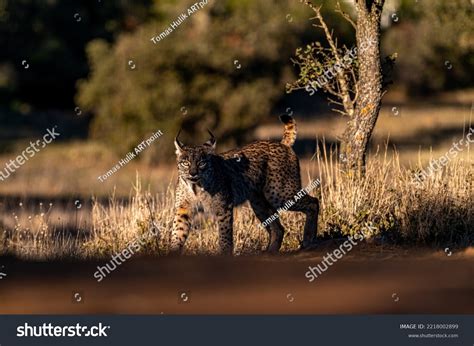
[0,246,472,314]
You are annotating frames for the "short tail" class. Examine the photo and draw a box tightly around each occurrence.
[279,114,297,147]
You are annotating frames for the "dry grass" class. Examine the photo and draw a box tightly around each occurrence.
[313,146,473,244]
[2,144,472,259]
[0,203,85,260]
[1,103,472,259]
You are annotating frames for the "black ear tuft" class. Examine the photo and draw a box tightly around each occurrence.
[204,129,216,149]
[174,129,185,153]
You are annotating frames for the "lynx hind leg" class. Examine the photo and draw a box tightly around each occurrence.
[170,202,192,254]
[249,195,284,253]
[290,194,319,249]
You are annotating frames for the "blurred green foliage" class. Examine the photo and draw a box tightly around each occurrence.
[77,0,321,161]
[384,0,474,93]
[0,0,152,111]
[0,0,472,159]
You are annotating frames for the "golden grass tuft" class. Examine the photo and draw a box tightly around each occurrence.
[81,146,473,257]
[1,146,472,259]
[314,145,473,245]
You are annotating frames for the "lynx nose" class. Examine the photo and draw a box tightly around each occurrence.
[188,174,200,182]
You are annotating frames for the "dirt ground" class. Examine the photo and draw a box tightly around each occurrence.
[0,245,473,314]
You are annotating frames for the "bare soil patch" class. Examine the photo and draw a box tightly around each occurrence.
[1,246,472,314]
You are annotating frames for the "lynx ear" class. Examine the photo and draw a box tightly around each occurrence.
[174,129,185,155]
[204,129,216,151]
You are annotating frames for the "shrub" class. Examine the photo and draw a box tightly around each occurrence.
[76,0,315,162]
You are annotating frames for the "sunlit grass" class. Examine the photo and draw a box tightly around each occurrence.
[1,104,473,259]
[2,145,472,259]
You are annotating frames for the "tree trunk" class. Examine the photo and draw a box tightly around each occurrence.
[341,0,385,176]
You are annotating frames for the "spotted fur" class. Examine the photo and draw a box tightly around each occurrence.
[170,115,319,255]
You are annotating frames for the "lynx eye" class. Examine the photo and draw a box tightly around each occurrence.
[198,161,207,168]
[180,161,190,168]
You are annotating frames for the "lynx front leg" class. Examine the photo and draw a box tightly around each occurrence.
[214,201,234,255]
[170,201,192,254]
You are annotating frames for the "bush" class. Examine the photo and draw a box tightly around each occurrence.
[383,0,474,94]
[76,0,321,162]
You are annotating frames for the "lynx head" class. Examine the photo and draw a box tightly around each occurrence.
[174,130,216,185]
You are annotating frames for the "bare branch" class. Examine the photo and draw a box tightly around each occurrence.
[305,1,356,116]
[331,107,349,116]
[328,97,344,107]
[297,0,356,117]
[350,68,359,104]
[286,82,309,94]
[308,3,342,62]
[335,1,356,30]
[324,83,341,97]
